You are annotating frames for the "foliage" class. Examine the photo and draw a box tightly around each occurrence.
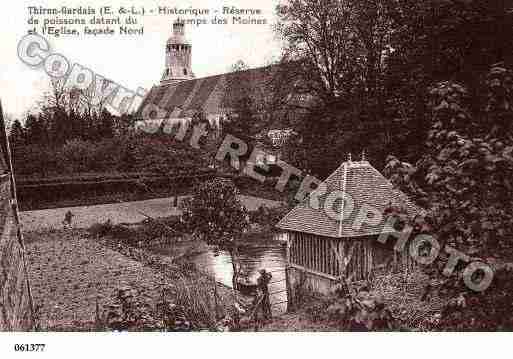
[60,139,98,173]
[181,178,249,246]
[12,144,60,177]
[276,0,513,176]
[276,0,379,105]
[249,205,290,229]
[12,129,213,178]
[383,65,513,330]
[171,276,220,330]
[9,119,25,147]
[434,265,513,331]
[88,216,186,248]
[282,107,355,178]
[221,60,273,147]
[385,65,513,253]
[102,287,159,331]
[100,280,233,332]
[276,0,399,174]
[303,279,398,331]
[100,286,207,331]
[385,0,513,90]
[327,281,398,331]
[383,0,513,161]
[129,131,210,176]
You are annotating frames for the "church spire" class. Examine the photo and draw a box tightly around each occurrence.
[161,19,194,85]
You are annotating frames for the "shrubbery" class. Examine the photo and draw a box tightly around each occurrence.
[249,205,290,229]
[60,139,98,173]
[13,132,212,178]
[13,145,59,177]
[302,279,398,331]
[181,178,249,245]
[434,265,513,331]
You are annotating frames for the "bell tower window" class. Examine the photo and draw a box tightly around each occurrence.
[162,21,194,84]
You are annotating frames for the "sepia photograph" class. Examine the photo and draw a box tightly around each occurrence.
[0,0,512,357]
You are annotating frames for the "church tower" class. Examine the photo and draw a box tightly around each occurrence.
[161,20,194,85]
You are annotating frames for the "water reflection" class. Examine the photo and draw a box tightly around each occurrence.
[191,235,288,314]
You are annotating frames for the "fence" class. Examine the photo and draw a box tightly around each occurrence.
[0,101,34,330]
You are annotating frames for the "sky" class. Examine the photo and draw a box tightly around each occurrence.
[0,0,283,119]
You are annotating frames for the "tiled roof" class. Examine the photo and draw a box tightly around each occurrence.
[276,161,423,238]
[136,65,279,119]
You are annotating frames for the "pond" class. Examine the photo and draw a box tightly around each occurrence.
[189,232,288,314]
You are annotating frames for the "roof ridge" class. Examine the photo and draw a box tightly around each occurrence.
[156,63,280,89]
[337,162,348,237]
[276,163,345,231]
[276,159,423,238]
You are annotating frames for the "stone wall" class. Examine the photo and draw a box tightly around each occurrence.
[0,108,33,331]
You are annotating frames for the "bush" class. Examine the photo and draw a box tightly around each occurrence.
[435,265,513,330]
[101,287,159,331]
[329,281,398,331]
[181,178,249,245]
[91,139,125,172]
[60,139,98,173]
[249,205,290,228]
[301,279,399,331]
[130,135,210,175]
[99,280,228,331]
[13,145,60,177]
[88,217,186,248]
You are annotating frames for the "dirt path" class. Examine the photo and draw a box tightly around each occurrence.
[20,195,281,231]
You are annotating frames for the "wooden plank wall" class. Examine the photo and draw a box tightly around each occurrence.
[289,232,413,282]
[289,232,372,280]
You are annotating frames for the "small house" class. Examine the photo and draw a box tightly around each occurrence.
[276,160,421,305]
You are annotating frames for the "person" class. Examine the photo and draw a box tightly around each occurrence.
[256,269,272,320]
[62,210,74,229]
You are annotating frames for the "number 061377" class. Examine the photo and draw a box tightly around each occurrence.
[14,344,46,352]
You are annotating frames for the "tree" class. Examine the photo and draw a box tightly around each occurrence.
[276,0,513,175]
[380,65,513,331]
[24,113,46,145]
[221,61,272,145]
[382,0,513,162]
[385,64,513,256]
[98,108,115,139]
[9,119,25,148]
[181,178,250,288]
[60,139,98,173]
[275,0,398,175]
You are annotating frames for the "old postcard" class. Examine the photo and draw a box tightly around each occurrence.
[0,0,512,357]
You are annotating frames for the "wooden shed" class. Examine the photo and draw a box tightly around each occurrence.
[277,160,421,307]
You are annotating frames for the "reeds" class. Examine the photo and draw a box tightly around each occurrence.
[172,272,223,330]
[370,269,447,330]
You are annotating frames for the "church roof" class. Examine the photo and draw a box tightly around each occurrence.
[276,161,423,238]
[136,65,280,119]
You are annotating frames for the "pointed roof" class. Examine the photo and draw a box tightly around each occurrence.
[136,65,279,119]
[276,160,423,238]
[135,62,311,129]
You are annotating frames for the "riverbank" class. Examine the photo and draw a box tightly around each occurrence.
[24,227,334,331]
[24,223,443,332]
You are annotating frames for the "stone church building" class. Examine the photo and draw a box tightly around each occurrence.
[136,20,298,152]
